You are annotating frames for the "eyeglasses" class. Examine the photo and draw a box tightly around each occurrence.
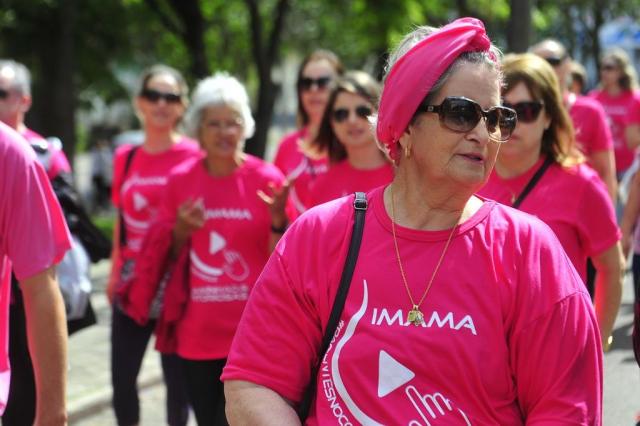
[205,119,243,132]
[298,76,332,91]
[140,88,182,104]
[416,96,517,142]
[332,105,372,123]
[501,101,544,123]
[0,88,9,100]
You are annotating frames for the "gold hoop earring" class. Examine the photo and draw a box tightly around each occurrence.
[404,145,412,159]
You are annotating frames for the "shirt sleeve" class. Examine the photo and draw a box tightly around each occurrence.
[626,95,640,126]
[111,145,133,208]
[509,225,603,425]
[47,147,72,179]
[576,171,621,257]
[512,292,602,425]
[0,138,71,280]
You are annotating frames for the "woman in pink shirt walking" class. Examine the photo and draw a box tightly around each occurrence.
[223,18,603,425]
[108,65,200,426]
[307,71,393,207]
[479,53,624,350]
[273,50,344,215]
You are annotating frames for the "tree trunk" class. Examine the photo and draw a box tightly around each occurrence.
[507,0,531,53]
[167,0,209,78]
[244,0,289,159]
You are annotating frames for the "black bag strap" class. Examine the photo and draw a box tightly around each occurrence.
[298,191,368,420]
[512,156,554,209]
[119,146,139,248]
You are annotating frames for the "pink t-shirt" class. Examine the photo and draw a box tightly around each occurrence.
[0,122,71,413]
[222,188,602,425]
[20,128,72,180]
[111,138,200,262]
[273,128,328,215]
[307,160,394,207]
[588,89,640,173]
[158,155,286,360]
[568,94,614,156]
[479,158,620,282]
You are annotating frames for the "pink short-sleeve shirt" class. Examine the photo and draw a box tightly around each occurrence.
[0,122,71,413]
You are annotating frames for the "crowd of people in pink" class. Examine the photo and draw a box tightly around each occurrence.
[3,13,640,426]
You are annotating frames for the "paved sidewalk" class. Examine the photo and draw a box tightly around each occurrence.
[67,260,195,425]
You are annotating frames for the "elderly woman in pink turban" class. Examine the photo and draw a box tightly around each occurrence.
[222,18,603,425]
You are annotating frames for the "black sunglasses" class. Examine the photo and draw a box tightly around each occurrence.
[416,96,517,142]
[298,76,332,91]
[0,88,9,100]
[140,88,182,104]
[601,64,617,72]
[332,105,372,123]
[502,101,544,124]
[544,55,567,67]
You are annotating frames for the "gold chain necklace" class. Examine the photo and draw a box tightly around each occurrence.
[389,186,460,326]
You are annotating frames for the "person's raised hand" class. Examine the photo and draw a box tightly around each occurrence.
[174,197,206,243]
[257,180,290,231]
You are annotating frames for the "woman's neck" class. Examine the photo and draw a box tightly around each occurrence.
[205,152,244,177]
[385,170,480,231]
[298,125,326,160]
[604,84,622,97]
[345,142,386,170]
[494,152,541,179]
[143,128,177,153]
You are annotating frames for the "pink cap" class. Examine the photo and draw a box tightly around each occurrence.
[376,18,495,156]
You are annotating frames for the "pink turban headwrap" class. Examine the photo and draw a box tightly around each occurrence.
[376,17,496,152]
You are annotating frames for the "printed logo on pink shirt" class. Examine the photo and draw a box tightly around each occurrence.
[319,280,473,425]
[190,231,251,302]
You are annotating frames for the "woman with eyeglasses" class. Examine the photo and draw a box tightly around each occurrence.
[479,53,623,350]
[108,64,199,426]
[306,71,392,207]
[124,73,289,425]
[273,50,344,215]
[589,48,640,179]
[222,19,602,425]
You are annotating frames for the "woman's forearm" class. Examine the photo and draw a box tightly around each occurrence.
[225,380,300,425]
[593,243,625,346]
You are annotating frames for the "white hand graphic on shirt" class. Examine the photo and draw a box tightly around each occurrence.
[405,385,471,426]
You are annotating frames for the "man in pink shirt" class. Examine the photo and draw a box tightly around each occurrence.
[0,121,71,424]
[0,59,71,180]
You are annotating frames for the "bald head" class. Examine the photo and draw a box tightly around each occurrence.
[530,39,571,91]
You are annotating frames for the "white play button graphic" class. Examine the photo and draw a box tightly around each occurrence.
[377,350,415,398]
[209,232,226,255]
[133,192,148,211]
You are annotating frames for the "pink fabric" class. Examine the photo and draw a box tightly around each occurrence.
[376,17,494,149]
[111,138,200,266]
[222,187,602,425]
[157,155,286,360]
[568,95,614,155]
[479,158,620,282]
[273,128,328,215]
[0,122,71,414]
[588,89,640,173]
[307,160,394,207]
[20,128,71,179]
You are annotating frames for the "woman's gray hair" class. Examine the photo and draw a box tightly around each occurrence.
[184,72,255,140]
[383,25,503,106]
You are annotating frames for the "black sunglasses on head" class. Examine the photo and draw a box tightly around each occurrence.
[416,96,517,142]
[140,88,182,104]
[501,101,544,123]
[298,76,332,91]
[332,105,372,123]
